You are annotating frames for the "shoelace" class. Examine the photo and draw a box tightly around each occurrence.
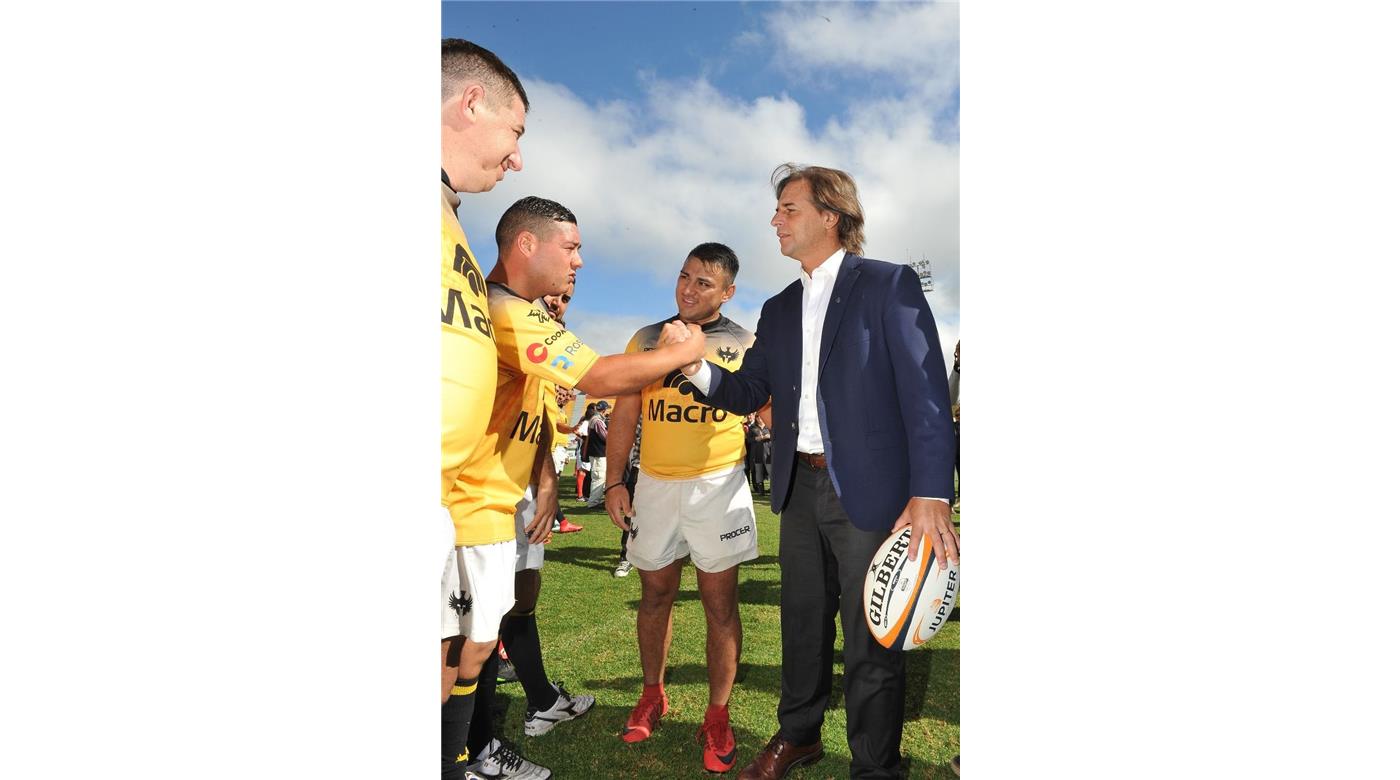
[492,743,525,772]
[697,716,731,748]
[630,695,664,723]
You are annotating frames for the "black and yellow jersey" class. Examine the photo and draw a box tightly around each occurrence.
[450,282,600,545]
[441,179,497,531]
[626,314,755,479]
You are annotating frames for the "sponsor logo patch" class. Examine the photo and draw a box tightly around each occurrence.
[716,346,739,363]
[449,591,473,616]
[526,343,548,363]
[719,525,752,541]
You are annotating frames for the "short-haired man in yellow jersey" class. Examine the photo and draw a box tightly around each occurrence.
[604,243,765,773]
[457,196,708,779]
[440,38,529,780]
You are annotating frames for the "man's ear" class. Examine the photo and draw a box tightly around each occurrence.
[722,284,736,304]
[459,82,488,122]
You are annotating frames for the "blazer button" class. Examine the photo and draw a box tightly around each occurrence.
[790,422,796,430]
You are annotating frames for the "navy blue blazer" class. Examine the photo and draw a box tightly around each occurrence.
[692,253,956,532]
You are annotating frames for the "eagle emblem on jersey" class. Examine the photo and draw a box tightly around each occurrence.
[449,591,473,616]
[716,346,739,363]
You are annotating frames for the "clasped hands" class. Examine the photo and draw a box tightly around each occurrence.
[657,320,705,375]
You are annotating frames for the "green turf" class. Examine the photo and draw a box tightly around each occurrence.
[491,468,960,778]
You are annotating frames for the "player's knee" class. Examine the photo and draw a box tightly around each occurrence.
[700,594,739,625]
[639,581,679,609]
[441,635,467,668]
[511,570,541,614]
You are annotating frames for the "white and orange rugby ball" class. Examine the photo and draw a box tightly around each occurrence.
[863,527,959,650]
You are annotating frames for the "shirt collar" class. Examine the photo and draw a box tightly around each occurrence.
[441,169,461,210]
[799,247,847,289]
[667,313,730,334]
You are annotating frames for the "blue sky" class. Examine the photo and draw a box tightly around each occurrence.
[445,1,959,365]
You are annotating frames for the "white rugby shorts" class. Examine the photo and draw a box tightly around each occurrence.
[513,485,546,572]
[627,464,758,573]
[441,512,515,642]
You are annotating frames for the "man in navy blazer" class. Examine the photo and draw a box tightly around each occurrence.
[681,163,959,779]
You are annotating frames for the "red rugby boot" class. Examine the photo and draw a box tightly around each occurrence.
[697,704,737,773]
[620,688,668,743]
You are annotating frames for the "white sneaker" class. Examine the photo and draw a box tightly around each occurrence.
[523,681,596,736]
[613,559,633,577]
[462,738,551,780]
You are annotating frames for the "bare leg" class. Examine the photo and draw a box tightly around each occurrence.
[636,560,683,684]
[695,565,742,707]
[441,638,497,704]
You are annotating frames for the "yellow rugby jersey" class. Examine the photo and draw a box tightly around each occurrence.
[441,180,498,525]
[542,380,565,446]
[628,314,755,479]
[450,283,600,545]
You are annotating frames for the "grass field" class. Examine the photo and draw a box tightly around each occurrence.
[486,466,960,778]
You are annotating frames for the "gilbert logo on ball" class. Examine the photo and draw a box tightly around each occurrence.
[864,527,959,650]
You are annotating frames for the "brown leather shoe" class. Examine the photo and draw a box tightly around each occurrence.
[737,733,824,780]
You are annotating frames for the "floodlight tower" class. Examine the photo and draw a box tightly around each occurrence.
[906,255,935,293]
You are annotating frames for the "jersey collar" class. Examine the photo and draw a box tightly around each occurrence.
[669,313,731,334]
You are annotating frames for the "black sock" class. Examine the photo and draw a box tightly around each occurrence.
[465,652,499,760]
[442,676,477,779]
[501,612,558,711]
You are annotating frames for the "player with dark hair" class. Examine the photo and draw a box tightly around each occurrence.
[605,242,763,773]
[456,196,708,779]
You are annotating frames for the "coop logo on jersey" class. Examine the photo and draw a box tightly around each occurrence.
[526,343,548,363]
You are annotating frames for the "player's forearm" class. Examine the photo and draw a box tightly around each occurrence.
[532,428,557,490]
[575,343,694,398]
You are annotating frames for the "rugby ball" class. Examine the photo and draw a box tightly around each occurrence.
[863,527,959,650]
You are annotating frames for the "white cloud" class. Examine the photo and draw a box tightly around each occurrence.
[763,1,960,105]
[461,0,959,357]
[560,307,655,361]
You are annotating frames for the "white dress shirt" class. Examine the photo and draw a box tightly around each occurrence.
[794,247,844,453]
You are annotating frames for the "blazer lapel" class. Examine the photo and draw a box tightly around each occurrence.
[780,282,805,382]
[818,253,862,376]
